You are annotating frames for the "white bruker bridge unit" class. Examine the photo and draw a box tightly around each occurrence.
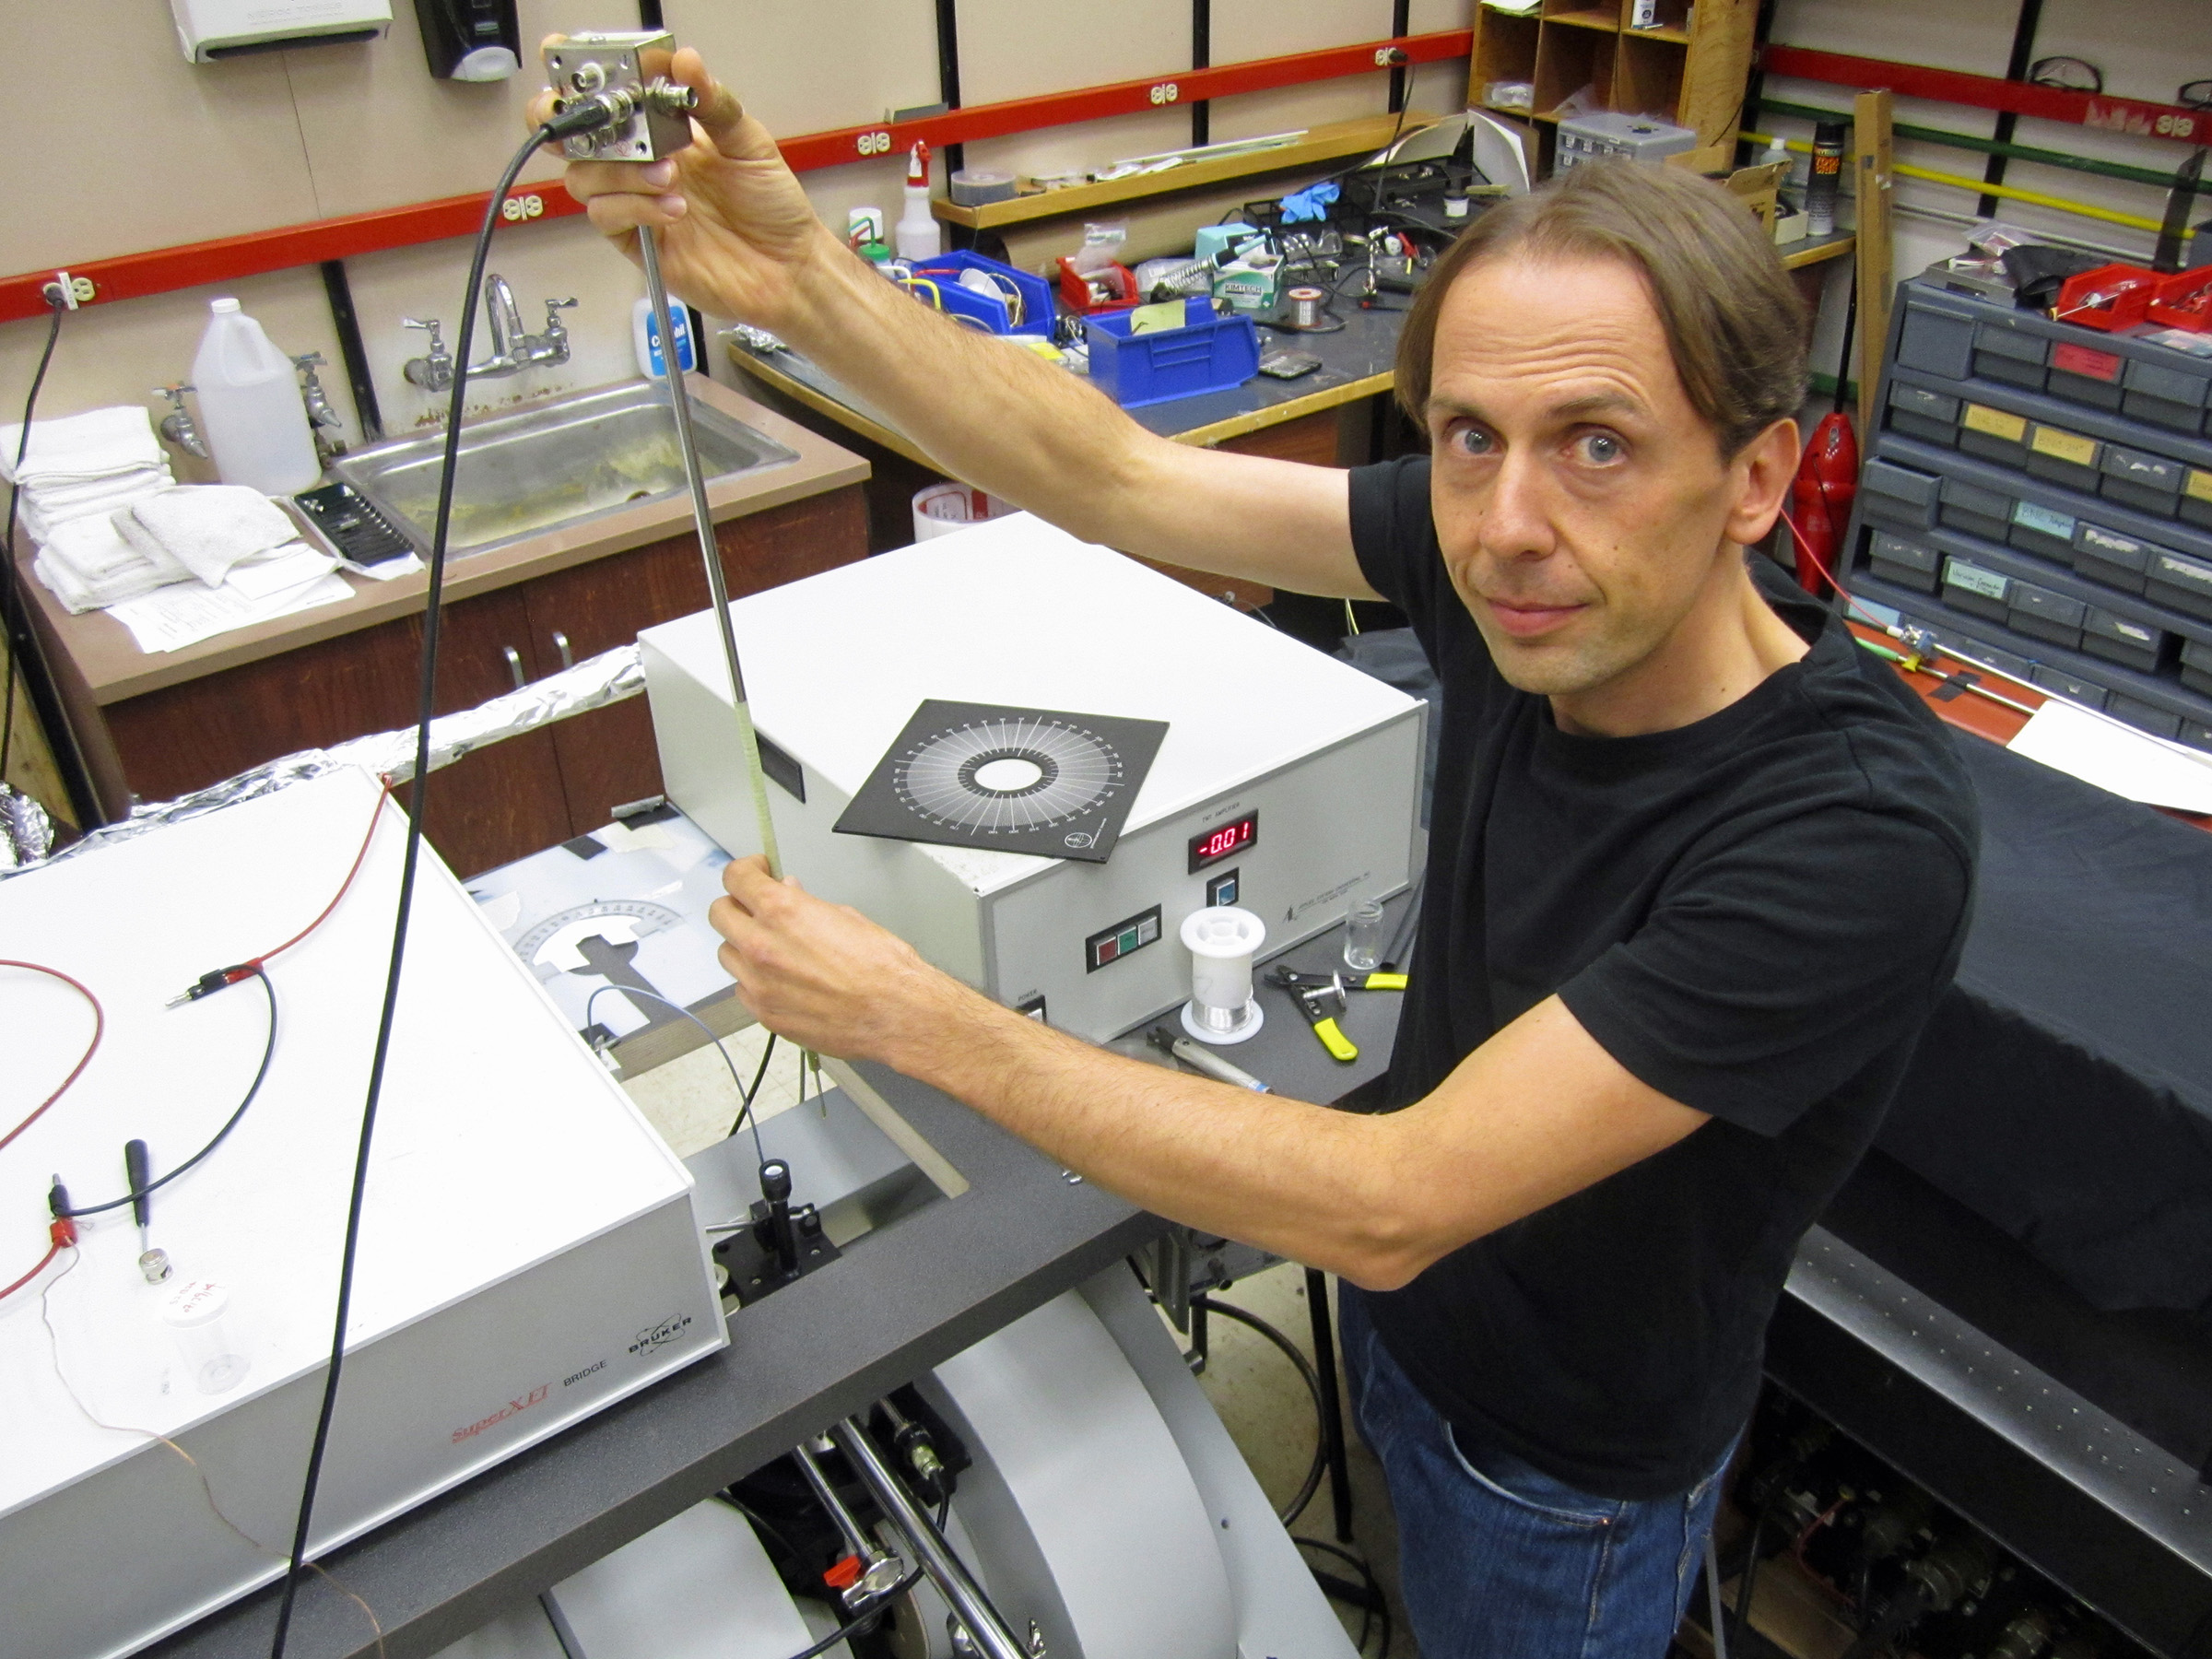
[641,513,1424,1041]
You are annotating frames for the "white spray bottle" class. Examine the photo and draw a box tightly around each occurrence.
[895,141,944,261]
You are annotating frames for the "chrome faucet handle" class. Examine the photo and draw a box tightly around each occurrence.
[402,317,446,350]
[291,350,327,369]
[542,296,579,339]
[152,382,194,410]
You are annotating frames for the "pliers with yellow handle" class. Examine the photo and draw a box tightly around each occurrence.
[1264,966,1406,1062]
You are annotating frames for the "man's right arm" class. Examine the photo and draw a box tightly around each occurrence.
[544,47,1379,603]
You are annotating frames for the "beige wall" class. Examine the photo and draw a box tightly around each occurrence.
[0,0,1472,443]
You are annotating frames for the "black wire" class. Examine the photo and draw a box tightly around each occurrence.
[781,1568,925,1659]
[1193,1293,1329,1527]
[266,123,556,1659]
[583,983,773,1164]
[2,292,65,789]
[1294,1535,1393,1657]
[60,967,276,1218]
[1733,1512,1765,1652]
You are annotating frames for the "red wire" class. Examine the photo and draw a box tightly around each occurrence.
[0,1237,63,1302]
[1778,507,1853,605]
[0,961,104,1156]
[239,784,394,971]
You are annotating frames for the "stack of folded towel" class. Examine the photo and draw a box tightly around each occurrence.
[2,406,173,545]
[33,485,329,616]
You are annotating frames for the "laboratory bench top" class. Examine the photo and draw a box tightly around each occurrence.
[725,299,1407,469]
[19,375,868,707]
[147,879,1408,1659]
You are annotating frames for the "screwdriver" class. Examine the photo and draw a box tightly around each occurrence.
[125,1139,171,1282]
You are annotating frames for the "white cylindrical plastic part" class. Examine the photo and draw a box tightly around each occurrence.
[1180,906,1266,1044]
[192,298,321,495]
[160,1278,249,1394]
[912,482,1008,543]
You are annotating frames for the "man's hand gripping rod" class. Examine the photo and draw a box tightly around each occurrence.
[544,31,784,877]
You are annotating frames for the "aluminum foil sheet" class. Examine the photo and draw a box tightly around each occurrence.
[1,644,645,879]
[0,782,55,871]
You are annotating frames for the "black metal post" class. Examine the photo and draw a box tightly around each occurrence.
[1388,0,1410,113]
[1976,0,2045,218]
[935,0,964,177]
[319,260,382,445]
[1192,0,1212,150]
[1306,1266,1357,1542]
[636,0,664,27]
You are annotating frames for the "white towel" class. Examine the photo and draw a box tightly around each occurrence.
[222,544,337,601]
[18,470,173,540]
[33,551,176,616]
[0,406,167,486]
[40,512,188,585]
[121,485,299,586]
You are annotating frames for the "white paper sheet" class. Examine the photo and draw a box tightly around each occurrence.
[222,543,338,601]
[2006,698,2212,814]
[106,571,355,653]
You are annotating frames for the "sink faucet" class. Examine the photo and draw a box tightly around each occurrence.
[293,352,347,465]
[152,383,209,460]
[402,276,578,392]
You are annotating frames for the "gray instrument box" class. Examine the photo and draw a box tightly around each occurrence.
[1554,112,1699,170]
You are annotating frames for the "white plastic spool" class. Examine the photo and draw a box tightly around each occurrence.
[1180,906,1266,1044]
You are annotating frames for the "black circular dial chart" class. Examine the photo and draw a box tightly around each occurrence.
[834,700,1169,864]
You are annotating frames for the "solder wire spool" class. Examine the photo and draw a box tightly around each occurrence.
[1180,906,1266,1044]
[1288,287,1327,331]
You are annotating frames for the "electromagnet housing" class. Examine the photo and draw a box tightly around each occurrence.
[640,515,1424,1042]
[0,769,724,1659]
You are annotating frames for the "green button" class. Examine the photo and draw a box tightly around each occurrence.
[1118,927,1140,953]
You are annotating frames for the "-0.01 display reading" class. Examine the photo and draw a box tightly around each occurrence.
[1188,812,1257,874]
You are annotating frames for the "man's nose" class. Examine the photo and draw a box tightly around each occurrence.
[1477,449,1558,562]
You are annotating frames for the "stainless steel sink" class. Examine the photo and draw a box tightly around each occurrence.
[332,380,798,558]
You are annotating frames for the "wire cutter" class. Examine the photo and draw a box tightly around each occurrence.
[1261,966,1395,1062]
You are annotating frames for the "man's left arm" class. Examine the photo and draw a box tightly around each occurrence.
[710,860,1706,1291]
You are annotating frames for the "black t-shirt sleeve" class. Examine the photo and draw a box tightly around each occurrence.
[1348,455,1439,619]
[1558,806,1971,1135]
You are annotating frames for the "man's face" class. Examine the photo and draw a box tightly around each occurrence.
[1425,253,1762,707]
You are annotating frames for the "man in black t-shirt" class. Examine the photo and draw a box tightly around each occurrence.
[551,58,1976,1658]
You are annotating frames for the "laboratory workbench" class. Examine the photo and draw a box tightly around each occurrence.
[725,300,1406,464]
[146,886,1409,1659]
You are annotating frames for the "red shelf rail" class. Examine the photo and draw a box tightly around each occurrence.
[1761,45,2212,147]
[0,28,1470,326]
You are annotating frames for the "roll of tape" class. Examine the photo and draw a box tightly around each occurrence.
[1288,286,1327,331]
[948,169,1018,206]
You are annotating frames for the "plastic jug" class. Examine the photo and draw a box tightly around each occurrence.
[191,298,320,495]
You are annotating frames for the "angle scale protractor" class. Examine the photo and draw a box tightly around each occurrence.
[835,700,1169,864]
[515,898,686,972]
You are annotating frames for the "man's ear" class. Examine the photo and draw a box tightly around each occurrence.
[1724,418,1799,547]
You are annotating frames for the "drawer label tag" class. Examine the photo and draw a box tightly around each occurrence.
[2188,469,2212,505]
[2053,341,2124,382]
[2030,426,2100,466]
[2012,501,2077,538]
[1946,560,2010,600]
[1962,403,2028,441]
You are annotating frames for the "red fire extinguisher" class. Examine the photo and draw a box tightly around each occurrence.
[1791,409,1858,595]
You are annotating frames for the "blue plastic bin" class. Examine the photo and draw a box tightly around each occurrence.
[906,251,1054,337]
[1084,297,1260,408]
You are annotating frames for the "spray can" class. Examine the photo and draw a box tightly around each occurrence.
[894,143,943,261]
[1806,121,1846,238]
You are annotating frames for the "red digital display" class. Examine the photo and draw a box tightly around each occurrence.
[1188,813,1257,873]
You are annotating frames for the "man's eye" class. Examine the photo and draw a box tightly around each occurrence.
[1576,431,1625,465]
[1453,426,1495,456]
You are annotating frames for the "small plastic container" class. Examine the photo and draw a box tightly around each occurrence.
[1342,898,1388,972]
[161,1278,250,1394]
[1181,906,1266,1044]
[192,298,320,495]
[906,251,1054,337]
[1058,256,1139,315]
[631,296,696,379]
[911,482,1010,543]
[1084,296,1260,408]
[2054,265,2159,334]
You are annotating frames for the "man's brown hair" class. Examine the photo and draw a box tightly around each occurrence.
[1394,159,1808,457]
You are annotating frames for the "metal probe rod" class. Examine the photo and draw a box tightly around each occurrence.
[830,1416,1034,1659]
[636,224,784,877]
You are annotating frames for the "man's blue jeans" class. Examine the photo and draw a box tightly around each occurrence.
[1339,1286,1732,1659]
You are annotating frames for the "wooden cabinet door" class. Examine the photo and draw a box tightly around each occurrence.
[519,485,867,835]
[103,584,572,878]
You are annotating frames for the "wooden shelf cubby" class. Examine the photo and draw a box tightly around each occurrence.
[1471,0,1754,176]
